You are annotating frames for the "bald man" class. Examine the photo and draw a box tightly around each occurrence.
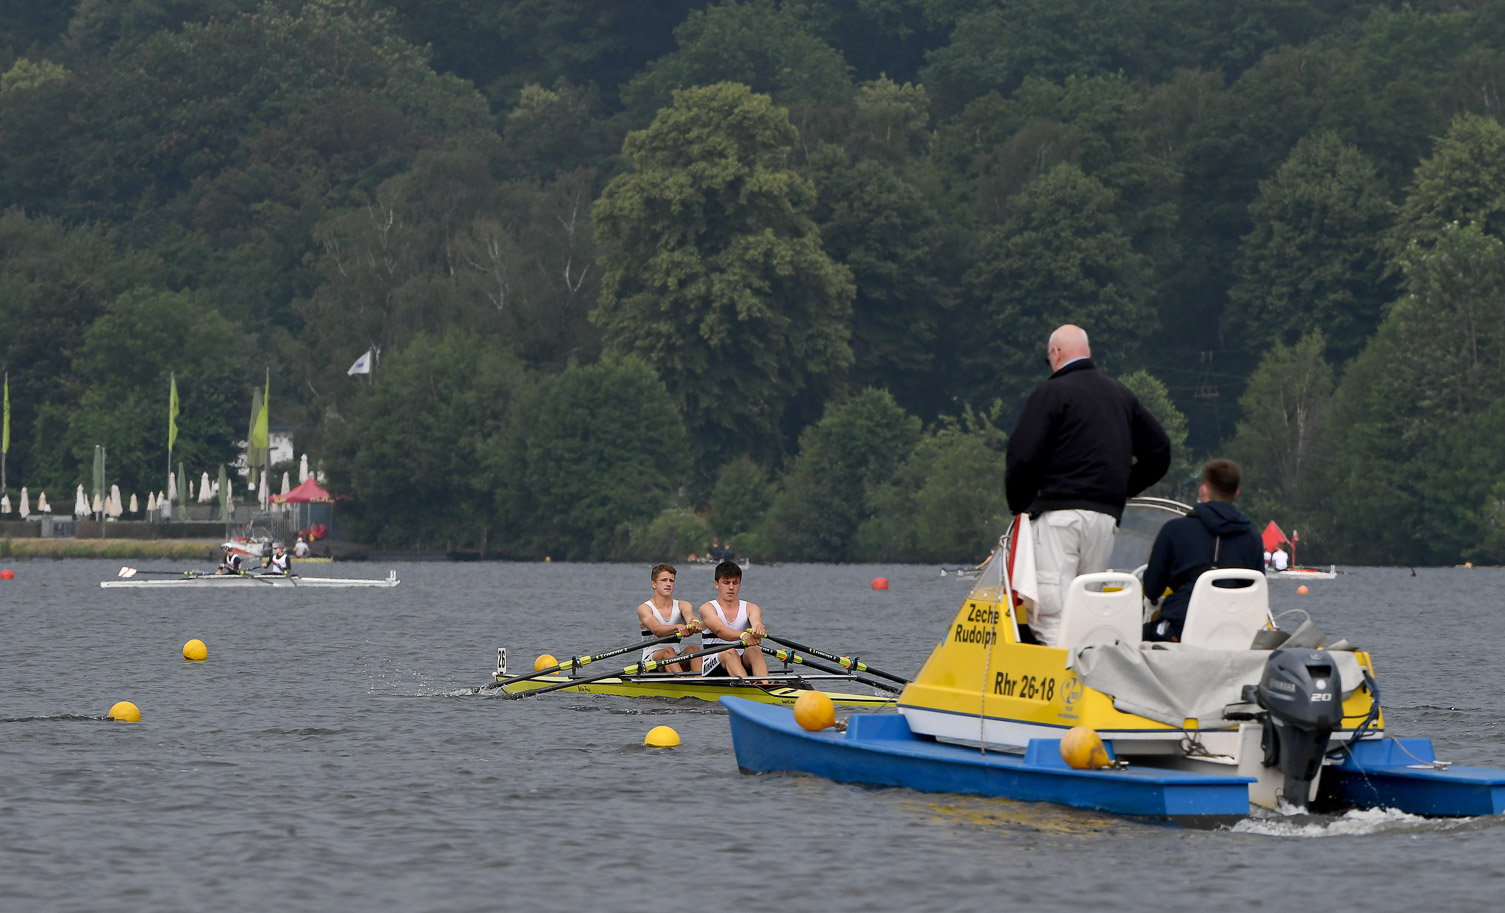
[1005,325,1171,646]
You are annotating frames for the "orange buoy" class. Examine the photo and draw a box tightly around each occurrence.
[1297,585,1309,595]
[0,569,13,580]
[871,577,889,590]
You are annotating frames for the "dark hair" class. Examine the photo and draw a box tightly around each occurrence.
[650,563,677,580]
[1201,459,1241,500]
[714,560,742,582]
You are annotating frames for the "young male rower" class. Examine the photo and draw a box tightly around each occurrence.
[698,560,769,679]
[639,563,701,673]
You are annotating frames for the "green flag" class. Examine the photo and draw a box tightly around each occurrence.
[168,373,179,456]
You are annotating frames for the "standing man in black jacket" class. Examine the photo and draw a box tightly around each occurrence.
[1006,325,1171,645]
[1142,459,1265,642]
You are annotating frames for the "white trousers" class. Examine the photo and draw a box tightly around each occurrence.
[1029,509,1117,646]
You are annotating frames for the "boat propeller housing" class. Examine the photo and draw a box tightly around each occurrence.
[1244,649,1343,808]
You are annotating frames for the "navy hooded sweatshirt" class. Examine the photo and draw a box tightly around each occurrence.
[1141,500,1264,626]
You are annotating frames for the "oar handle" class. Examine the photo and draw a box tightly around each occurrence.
[762,646,904,694]
[503,642,742,699]
[764,634,909,685]
[489,630,689,689]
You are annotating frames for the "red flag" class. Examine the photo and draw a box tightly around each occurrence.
[1261,521,1289,553]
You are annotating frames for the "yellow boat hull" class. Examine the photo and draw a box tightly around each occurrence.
[501,673,896,708]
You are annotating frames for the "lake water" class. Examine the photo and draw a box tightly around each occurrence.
[2,559,1503,910]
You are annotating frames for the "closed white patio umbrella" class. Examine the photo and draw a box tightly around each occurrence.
[129,493,139,513]
[74,484,88,517]
[1,494,10,514]
[19,487,29,519]
[36,491,48,513]
[199,472,213,503]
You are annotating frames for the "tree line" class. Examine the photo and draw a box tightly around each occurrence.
[3,1,1505,563]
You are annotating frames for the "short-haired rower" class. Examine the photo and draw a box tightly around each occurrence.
[638,563,701,673]
[698,561,769,679]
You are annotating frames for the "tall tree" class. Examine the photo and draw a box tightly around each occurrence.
[592,82,854,475]
[620,0,854,126]
[759,388,921,561]
[1224,131,1393,364]
[1226,332,1334,532]
[1387,113,1505,255]
[808,142,954,419]
[1324,223,1505,563]
[329,330,526,550]
[958,163,1155,414]
[492,358,687,560]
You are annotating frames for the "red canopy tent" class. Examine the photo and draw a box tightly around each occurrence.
[271,478,333,504]
[272,478,335,540]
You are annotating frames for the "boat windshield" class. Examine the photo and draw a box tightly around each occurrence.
[965,497,1192,603]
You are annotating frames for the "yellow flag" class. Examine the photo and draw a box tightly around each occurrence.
[250,370,269,450]
[168,373,179,455]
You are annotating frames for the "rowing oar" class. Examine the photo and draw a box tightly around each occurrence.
[760,646,904,694]
[763,634,909,685]
[117,567,206,578]
[501,642,744,700]
[484,630,690,691]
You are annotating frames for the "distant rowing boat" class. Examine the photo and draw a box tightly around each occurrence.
[1267,564,1338,580]
[101,569,400,589]
[496,670,896,707]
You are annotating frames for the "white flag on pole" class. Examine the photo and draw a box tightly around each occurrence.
[347,349,373,375]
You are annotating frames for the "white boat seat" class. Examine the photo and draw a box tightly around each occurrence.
[1179,569,1271,650]
[1056,571,1143,652]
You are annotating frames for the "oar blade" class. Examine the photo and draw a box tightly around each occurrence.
[118,566,137,578]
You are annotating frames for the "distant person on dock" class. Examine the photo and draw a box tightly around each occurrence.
[294,534,311,558]
[267,542,292,576]
[1270,546,1289,571]
[1005,324,1171,646]
[698,561,769,679]
[638,563,701,673]
[707,538,725,562]
[1142,459,1264,642]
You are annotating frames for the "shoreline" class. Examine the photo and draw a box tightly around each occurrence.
[0,538,222,559]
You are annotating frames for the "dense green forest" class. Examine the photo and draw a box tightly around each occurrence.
[4,0,1505,564]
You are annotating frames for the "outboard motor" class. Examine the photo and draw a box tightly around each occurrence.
[1243,649,1342,809]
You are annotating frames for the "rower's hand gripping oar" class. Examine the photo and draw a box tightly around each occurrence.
[760,646,904,695]
[501,640,746,699]
[763,634,909,685]
[485,629,691,690]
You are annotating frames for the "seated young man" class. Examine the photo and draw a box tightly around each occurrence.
[637,563,700,673]
[697,561,768,679]
[1142,459,1265,642]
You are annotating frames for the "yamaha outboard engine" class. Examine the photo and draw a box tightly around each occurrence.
[1243,649,1342,809]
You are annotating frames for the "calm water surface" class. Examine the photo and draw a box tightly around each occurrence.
[2,559,1503,910]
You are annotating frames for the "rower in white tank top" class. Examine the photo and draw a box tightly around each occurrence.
[640,599,692,664]
[637,563,700,673]
[700,599,749,677]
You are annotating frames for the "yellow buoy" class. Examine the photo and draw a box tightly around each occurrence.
[534,653,559,671]
[645,725,680,748]
[794,690,836,731]
[108,701,141,722]
[1060,726,1112,769]
[183,639,207,661]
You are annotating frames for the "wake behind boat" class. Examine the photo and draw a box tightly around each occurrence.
[726,498,1505,822]
[102,567,399,588]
